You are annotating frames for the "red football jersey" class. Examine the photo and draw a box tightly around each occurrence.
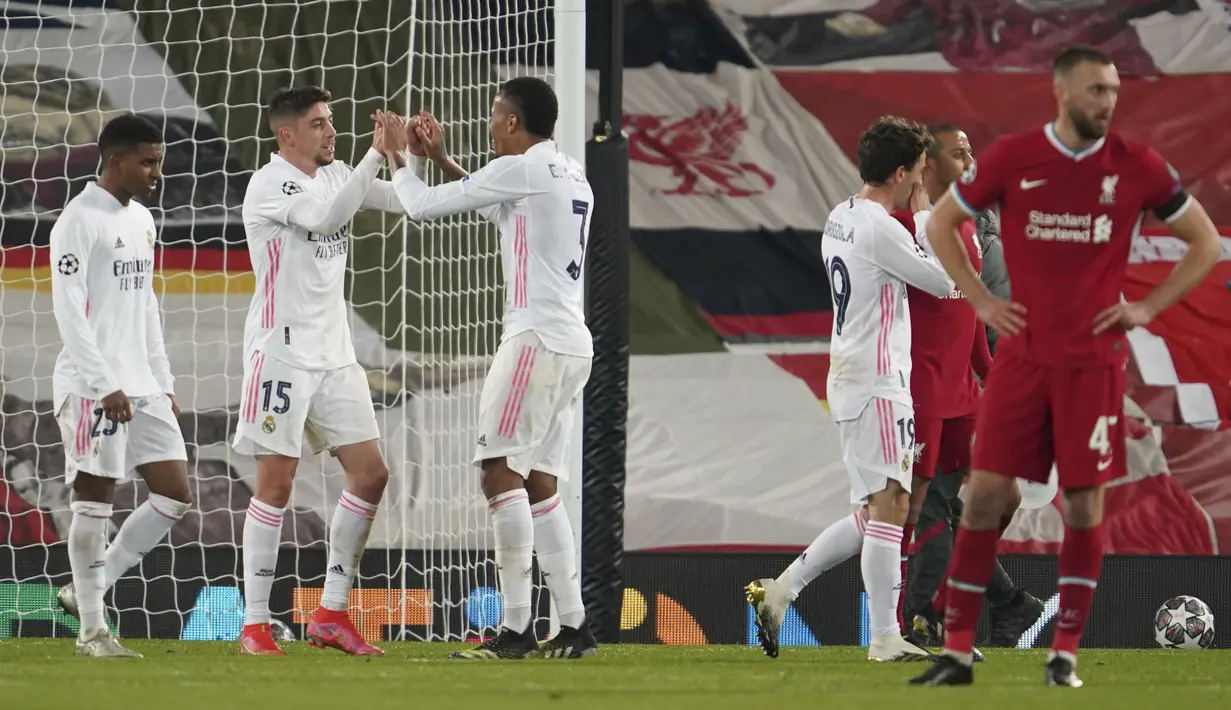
[894,211,985,419]
[950,124,1189,366]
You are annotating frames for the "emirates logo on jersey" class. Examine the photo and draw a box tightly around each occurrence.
[625,101,775,197]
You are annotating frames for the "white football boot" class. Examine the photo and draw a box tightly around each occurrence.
[868,632,933,662]
[745,578,790,658]
[76,627,142,658]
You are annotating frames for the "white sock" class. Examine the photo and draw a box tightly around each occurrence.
[104,494,191,590]
[321,491,377,612]
[862,520,905,637]
[778,512,865,600]
[68,501,112,635]
[243,498,284,626]
[531,494,585,630]
[490,489,534,634]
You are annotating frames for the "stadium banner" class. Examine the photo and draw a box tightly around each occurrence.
[2,544,1226,650]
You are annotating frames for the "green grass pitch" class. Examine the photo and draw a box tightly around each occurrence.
[1,642,1229,709]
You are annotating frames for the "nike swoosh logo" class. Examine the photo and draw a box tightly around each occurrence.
[1020,178,1047,190]
[1097,459,1112,471]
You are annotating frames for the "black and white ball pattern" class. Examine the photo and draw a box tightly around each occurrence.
[1155,595,1215,649]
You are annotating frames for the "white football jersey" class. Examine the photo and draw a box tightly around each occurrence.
[821,198,954,421]
[241,149,405,370]
[50,182,175,404]
[392,141,594,357]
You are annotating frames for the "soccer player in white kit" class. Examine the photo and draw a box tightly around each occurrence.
[746,116,955,662]
[380,77,597,659]
[49,114,193,657]
[233,87,422,656]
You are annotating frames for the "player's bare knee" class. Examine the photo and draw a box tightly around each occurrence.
[480,458,525,499]
[867,482,910,525]
[72,472,117,504]
[1061,486,1105,529]
[137,460,192,505]
[254,454,298,508]
[347,459,389,504]
[524,470,557,504]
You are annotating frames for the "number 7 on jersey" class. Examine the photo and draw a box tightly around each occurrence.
[566,199,589,281]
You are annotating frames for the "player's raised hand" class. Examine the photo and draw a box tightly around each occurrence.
[415,111,449,163]
[382,111,409,154]
[970,292,1027,337]
[369,111,387,154]
[405,115,427,157]
[1092,301,1156,335]
[101,389,133,424]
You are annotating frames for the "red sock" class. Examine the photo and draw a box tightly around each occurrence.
[941,527,1000,656]
[1052,524,1105,656]
[898,524,914,629]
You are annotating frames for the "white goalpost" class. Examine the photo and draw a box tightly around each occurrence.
[0,0,586,644]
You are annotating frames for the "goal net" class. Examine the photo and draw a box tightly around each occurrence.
[0,0,574,643]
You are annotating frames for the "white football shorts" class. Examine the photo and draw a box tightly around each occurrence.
[232,351,380,458]
[473,330,592,480]
[57,392,187,488]
[836,397,915,505]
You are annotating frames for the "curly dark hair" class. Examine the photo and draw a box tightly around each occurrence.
[856,116,933,186]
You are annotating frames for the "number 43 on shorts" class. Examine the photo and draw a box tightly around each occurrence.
[1088,415,1118,471]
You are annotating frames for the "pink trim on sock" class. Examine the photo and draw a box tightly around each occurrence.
[337,492,377,521]
[531,496,562,518]
[488,489,529,511]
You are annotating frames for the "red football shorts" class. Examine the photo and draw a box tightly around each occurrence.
[971,354,1126,488]
[912,413,977,480]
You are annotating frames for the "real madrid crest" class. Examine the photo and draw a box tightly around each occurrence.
[93,440,101,457]
[902,452,912,473]
[147,229,156,249]
[262,415,277,434]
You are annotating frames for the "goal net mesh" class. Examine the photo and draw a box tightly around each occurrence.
[0,0,555,642]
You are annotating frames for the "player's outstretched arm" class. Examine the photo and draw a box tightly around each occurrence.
[253,117,387,236]
[926,193,1026,335]
[1093,197,1220,333]
[50,219,121,398]
[874,214,955,298]
[387,153,545,221]
[363,115,431,214]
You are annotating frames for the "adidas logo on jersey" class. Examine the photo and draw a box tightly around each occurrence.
[114,237,125,249]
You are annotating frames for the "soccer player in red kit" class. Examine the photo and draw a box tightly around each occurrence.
[910,45,1221,687]
[890,125,991,634]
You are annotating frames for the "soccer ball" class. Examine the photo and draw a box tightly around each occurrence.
[1154,595,1215,649]
[269,618,296,642]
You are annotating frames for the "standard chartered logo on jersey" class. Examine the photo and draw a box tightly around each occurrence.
[1025,211,1113,244]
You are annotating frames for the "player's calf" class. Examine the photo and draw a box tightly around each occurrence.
[1051,486,1106,665]
[302,440,390,656]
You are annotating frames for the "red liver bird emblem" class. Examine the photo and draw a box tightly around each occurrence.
[624,101,775,197]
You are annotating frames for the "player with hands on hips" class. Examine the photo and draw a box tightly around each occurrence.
[233,89,426,657]
[911,45,1221,688]
[51,114,194,658]
[380,79,599,660]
